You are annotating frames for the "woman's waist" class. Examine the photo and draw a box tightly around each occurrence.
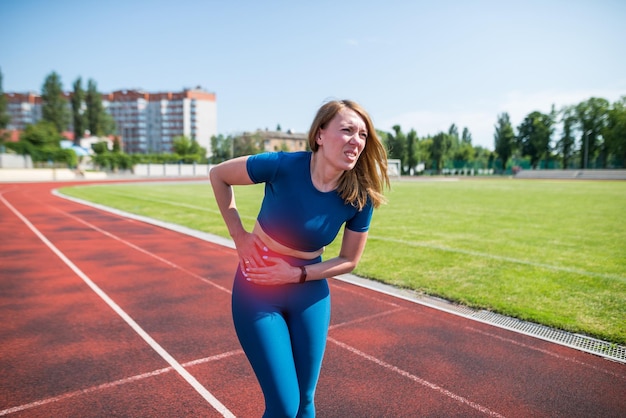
[253,221,324,261]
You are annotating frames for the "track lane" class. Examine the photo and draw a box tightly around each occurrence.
[1,181,624,417]
[0,186,234,416]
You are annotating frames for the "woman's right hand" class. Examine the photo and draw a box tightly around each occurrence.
[232,231,268,274]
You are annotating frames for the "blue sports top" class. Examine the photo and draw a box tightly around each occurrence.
[246,151,373,252]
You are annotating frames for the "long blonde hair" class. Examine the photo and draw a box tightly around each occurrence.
[308,100,389,209]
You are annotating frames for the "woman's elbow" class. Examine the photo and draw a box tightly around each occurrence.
[342,258,360,273]
[209,165,220,183]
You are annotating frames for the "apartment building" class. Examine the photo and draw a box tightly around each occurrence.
[105,88,216,155]
[3,87,217,156]
[5,92,43,131]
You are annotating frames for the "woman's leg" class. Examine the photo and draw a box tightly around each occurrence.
[232,269,300,417]
[287,279,331,418]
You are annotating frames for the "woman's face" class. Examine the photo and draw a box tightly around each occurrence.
[317,108,367,172]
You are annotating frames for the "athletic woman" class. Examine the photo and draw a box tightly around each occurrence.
[210,99,389,417]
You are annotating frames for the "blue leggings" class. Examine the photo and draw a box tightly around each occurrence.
[232,255,330,418]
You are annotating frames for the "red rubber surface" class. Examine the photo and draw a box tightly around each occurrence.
[1,180,624,417]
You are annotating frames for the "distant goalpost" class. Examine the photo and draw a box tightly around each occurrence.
[387,159,401,177]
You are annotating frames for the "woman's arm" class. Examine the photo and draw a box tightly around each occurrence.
[209,156,266,267]
[244,228,369,285]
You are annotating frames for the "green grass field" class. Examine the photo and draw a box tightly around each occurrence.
[59,179,626,345]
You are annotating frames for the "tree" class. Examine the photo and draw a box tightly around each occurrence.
[173,135,194,155]
[386,125,407,174]
[447,123,460,162]
[516,111,553,169]
[461,127,472,145]
[603,96,626,168]
[71,77,85,144]
[189,138,205,156]
[19,120,62,162]
[406,129,418,175]
[494,113,515,173]
[85,78,105,136]
[172,135,206,162]
[448,123,459,140]
[210,134,233,164]
[430,132,451,173]
[0,67,10,133]
[452,142,476,168]
[41,71,69,133]
[233,132,263,157]
[418,137,433,170]
[474,146,494,170]
[575,97,609,168]
[556,105,577,169]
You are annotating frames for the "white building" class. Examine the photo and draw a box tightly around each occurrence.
[104,88,217,155]
[5,92,44,131]
[3,87,217,156]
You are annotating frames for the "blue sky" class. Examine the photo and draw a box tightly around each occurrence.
[1,0,624,149]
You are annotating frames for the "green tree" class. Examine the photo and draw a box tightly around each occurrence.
[41,71,69,133]
[0,67,10,133]
[516,111,553,169]
[91,141,109,155]
[387,125,407,174]
[418,137,433,170]
[556,105,577,169]
[172,135,206,162]
[85,79,105,136]
[448,123,459,140]
[461,127,472,144]
[575,97,609,168]
[233,132,263,157]
[173,135,194,155]
[452,142,476,168]
[210,134,233,164]
[603,96,626,168]
[71,77,85,144]
[189,138,204,156]
[473,146,494,170]
[494,113,515,173]
[101,110,116,136]
[430,132,451,173]
[19,120,61,162]
[406,129,418,175]
[112,136,121,152]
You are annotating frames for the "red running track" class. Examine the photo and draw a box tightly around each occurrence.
[1,180,624,417]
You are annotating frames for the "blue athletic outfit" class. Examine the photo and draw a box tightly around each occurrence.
[231,151,373,417]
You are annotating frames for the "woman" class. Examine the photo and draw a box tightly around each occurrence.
[210,99,389,417]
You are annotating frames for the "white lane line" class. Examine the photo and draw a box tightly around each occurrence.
[466,327,626,380]
[0,194,236,418]
[0,350,243,416]
[55,205,232,295]
[328,337,505,418]
[329,307,405,331]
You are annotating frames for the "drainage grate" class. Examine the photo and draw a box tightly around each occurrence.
[336,275,626,364]
[470,310,626,363]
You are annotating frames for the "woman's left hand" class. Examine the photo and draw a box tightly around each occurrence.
[243,255,300,285]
